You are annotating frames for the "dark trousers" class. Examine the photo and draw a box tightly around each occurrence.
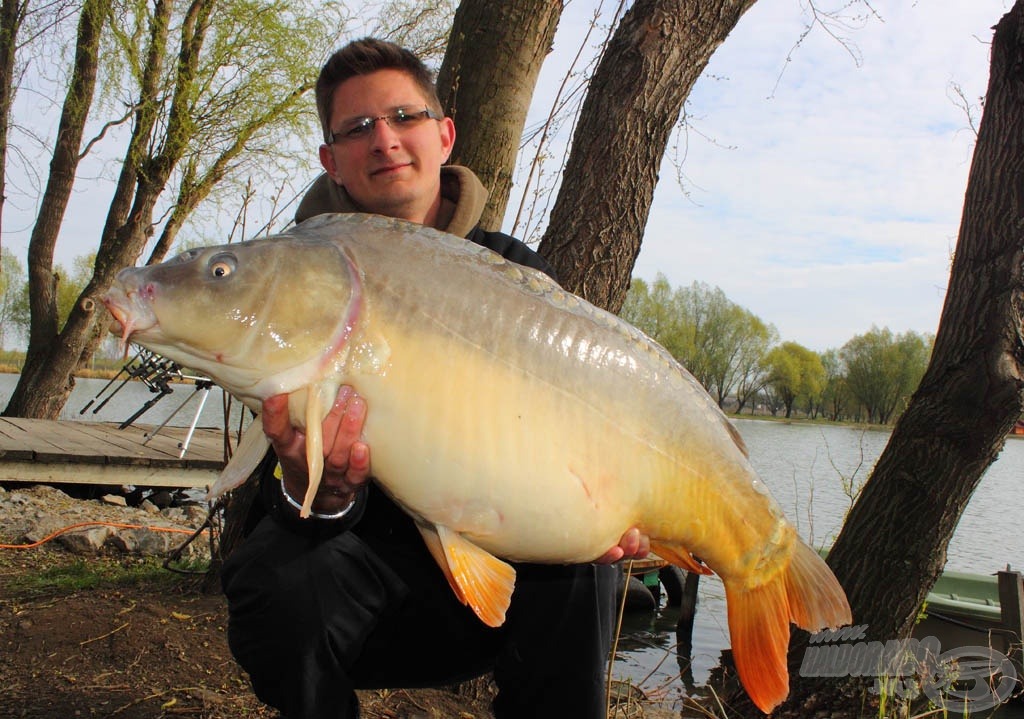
[222,489,617,719]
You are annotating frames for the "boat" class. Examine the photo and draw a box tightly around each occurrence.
[913,568,1023,679]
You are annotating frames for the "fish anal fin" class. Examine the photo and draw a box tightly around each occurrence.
[650,541,712,575]
[724,573,791,714]
[435,524,515,628]
[206,415,270,501]
[415,522,466,604]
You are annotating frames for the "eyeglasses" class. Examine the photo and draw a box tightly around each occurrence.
[327,107,442,144]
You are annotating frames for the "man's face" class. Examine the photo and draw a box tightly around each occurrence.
[319,68,456,225]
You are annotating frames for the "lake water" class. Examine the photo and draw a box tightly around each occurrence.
[2,374,1022,710]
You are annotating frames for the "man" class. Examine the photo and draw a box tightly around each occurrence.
[222,38,649,719]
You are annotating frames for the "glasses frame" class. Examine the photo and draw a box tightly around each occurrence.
[327,107,442,145]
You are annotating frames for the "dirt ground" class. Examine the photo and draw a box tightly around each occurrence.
[0,544,509,719]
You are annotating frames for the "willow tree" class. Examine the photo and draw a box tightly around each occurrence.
[4,0,340,419]
[786,2,1024,713]
[538,0,759,312]
[436,0,564,231]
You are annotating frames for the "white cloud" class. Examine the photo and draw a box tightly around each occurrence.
[611,0,1008,350]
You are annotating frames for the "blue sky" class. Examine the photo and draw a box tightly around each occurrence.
[513,0,1010,351]
[5,0,1012,353]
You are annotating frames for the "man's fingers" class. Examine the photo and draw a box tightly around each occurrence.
[619,527,641,557]
[261,394,295,445]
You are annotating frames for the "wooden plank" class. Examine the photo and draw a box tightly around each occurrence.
[0,459,218,489]
[20,421,113,463]
[0,418,228,489]
[0,417,72,456]
[70,422,183,465]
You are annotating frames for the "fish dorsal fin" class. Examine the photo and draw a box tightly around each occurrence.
[206,414,270,501]
[649,541,713,575]
[423,524,516,627]
[723,416,748,458]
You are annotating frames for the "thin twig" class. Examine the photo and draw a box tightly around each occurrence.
[80,621,129,647]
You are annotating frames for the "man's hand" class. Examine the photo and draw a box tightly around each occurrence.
[595,527,651,564]
[262,386,371,516]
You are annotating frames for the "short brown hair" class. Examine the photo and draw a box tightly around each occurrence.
[315,38,443,144]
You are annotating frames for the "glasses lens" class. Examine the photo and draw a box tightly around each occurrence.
[333,108,437,143]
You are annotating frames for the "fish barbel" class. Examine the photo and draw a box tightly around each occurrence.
[102,213,851,712]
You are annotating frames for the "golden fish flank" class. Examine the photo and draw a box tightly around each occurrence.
[101,212,852,713]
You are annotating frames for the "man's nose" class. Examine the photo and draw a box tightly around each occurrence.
[368,118,401,149]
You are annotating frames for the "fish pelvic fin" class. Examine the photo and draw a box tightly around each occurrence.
[206,415,270,501]
[649,541,712,575]
[426,524,516,628]
[724,539,853,714]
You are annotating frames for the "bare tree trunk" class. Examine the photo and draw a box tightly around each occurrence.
[785,1,1024,712]
[436,0,563,231]
[4,0,107,418]
[538,0,757,312]
[0,0,28,252]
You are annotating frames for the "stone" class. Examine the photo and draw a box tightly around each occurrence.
[140,499,160,515]
[148,490,174,508]
[184,505,208,525]
[58,525,112,554]
[101,494,127,507]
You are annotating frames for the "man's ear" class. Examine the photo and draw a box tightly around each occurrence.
[439,117,456,163]
[319,144,341,183]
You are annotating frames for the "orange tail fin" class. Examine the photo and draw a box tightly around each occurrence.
[724,539,852,713]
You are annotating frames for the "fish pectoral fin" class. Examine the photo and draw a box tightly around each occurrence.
[300,384,328,518]
[206,415,270,501]
[649,541,712,575]
[429,524,515,628]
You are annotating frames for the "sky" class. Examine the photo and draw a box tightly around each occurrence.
[514,0,1009,351]
[3,0,1013,352]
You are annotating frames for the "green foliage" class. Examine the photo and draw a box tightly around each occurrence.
[622,276,928,425]
[5,555,202,597]
[763,341,826,419]
[0,247,25,350]
[841,326,933,424]
[621,274,776,409]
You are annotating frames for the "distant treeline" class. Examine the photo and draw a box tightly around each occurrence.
[621,275,934,424]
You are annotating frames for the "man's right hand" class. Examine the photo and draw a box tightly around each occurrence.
[261,386,371,516]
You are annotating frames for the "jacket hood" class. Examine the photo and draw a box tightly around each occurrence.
[294,165,488,237]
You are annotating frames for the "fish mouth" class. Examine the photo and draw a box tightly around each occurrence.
[101,285,158,355]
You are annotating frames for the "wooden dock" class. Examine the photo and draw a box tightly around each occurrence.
[0,417,230,490]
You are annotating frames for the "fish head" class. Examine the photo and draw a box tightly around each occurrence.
[102,235,359,402]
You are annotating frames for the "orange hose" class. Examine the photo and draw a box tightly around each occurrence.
[0,520,206,549]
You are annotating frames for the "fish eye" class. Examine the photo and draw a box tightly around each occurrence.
[209,253,236,279]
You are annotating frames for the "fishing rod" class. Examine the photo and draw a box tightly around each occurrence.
[79,346,146,414]
[117,353,183,428]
